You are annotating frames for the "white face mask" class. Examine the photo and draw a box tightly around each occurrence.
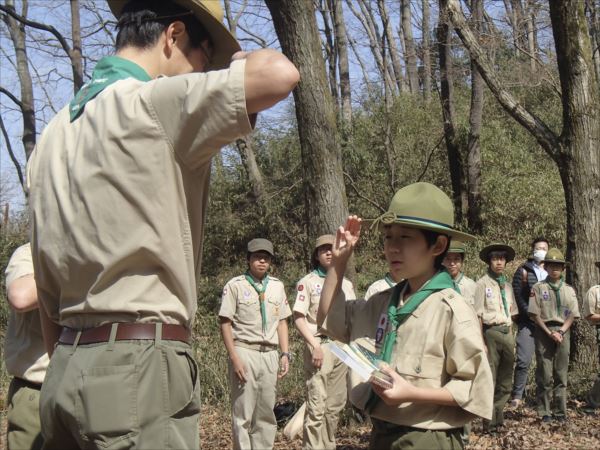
[533,249,547,262]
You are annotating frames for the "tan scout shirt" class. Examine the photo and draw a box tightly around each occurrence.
[474,273,518,326]
[293,271,355,336]
[529,280,580,324]
[219,275,291,346]
[4,244,49,384]
[583,285,600,319]
[365,278,395,300]
[321,288,493,429]
[27,60,252,329]
[455,273,476,307]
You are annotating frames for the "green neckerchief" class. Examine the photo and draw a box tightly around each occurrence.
[488,270,509,317]
[69,56,152,122]
[454,272,464,285]
[384,273,396,288]
[546,276,564,316]
[244,271,270,333]
[366,270,456,412]
[313,266,327,278]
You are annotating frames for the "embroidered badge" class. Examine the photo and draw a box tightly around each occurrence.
[315,283,322,295]
[273,306,280,316]
[243,290,251,299]
[222,288,228,296]
[298,295,305,302]
[375,313,388,348]
[485,287,493,298]
[298,285,304,291]
[563,308,570,318]
[542,291,549,301]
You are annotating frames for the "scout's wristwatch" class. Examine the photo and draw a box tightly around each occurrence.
[280,352,293,363]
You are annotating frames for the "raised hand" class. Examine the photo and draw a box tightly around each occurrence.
[332,215,362,264]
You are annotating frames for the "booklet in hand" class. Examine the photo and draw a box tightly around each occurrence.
[329,339,393,389]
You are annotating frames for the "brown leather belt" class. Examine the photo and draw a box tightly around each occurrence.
[58,323,191,345]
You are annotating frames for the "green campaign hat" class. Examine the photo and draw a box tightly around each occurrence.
[248,238,274,256]
[479,243,515,263]
[315,234,334,249]
[448,239,467,254]
[108,0,240,70]
[371,182,475,241]
[544,248,566,265]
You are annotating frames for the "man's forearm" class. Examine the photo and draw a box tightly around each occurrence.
[277,319,289,353]
[561,315,575,333]
[585,313,600,324]
[294,314,320,349]
[219,319,239,360]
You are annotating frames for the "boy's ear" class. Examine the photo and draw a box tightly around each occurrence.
[432,235,449,256]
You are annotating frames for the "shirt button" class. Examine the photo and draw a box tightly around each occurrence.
[415,366,421,374]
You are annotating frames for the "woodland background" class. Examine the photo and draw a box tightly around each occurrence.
[1,0,599,448]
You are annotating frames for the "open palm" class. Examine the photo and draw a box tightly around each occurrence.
[333,215,362,262]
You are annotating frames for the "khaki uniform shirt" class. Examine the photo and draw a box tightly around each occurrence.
[455,273,476,307]
[365,278,396,300]
[27,60,252,329]
[293,271,355,336]
[321,288,493,429]
[474,274,518,326]
[219,275,291,346]
[4,243,49,384]
[529,280,580,323]
[583,285,600,319]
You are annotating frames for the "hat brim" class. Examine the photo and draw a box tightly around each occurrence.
[108,0,240,70]
[544,258,568,266]
[370,215,475,242]
[479,244,515,263]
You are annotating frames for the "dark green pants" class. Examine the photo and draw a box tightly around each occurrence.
[369,419,463,450]
[534,325,570,417]
[40,336,199,450]
[483,325,515,429]
[7,377,44,450]
[586,326,600,408]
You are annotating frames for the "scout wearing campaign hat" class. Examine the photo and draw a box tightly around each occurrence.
[108,0,240,70]
[294,234,356,449]
[479,244,516,263]
[528,247,580,421]
[584,260,600,413]
[443,239,477,309]
[318,182,493,449]
[219,238,291,449]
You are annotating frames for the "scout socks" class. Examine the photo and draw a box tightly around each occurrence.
[245,272,269,333]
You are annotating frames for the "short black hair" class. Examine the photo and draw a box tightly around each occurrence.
[531,237,549,249]
[487,250,508,264]
[419,229,450,270]
[115,0,211,51]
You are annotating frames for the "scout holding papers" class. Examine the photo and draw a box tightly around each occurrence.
[293,234,356,449]
[317,182,493,450]
[219,238,292,450]
[474,243,518,433]
[528,248,580,422]
[4,244,48,450]
[443,240,477,306]
[583,260,600,413]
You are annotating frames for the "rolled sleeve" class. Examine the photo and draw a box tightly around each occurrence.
[292,281,309,315]
[149,59,252,170]
[444,322,493,420]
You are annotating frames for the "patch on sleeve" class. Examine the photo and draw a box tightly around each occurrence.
[485,287,493,298]
[298,295,305,302]
[297,284,304,291]
[222,287,228,296]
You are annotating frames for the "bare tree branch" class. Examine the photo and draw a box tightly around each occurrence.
[0,86,24,112]
[0,113,25,189]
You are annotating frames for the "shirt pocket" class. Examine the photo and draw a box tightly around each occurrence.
[395,354,445,385]
[267,297,282,325]
[237,296,259,323]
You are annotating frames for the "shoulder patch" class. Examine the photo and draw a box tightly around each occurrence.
[297,284,304,291]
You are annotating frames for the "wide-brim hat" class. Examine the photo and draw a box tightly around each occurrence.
[108,0,240,70]
[448,239,467,254]
[479,244,515,263]
[247,238,274,256]
[315,234,334,250]
[370,182,475,241]
[543,248,567,265]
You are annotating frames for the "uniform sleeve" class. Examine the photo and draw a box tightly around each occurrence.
[528,285,541,316]
[443,302,493,420]
[280,285,292,320]
[567,287,580,318]
[148,60,252,170]
[320,291,353,343]
[473,280,485,318]
[507,284,518,316]
[292,279,309,315]
[5,243,34,287]
[218,281,237,320]
[584,287,598,319]
[364,284,375,301]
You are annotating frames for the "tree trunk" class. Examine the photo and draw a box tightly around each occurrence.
[330,0,352,127]
[377,0,404,93]
[586,0,600,84]
[317,0,338,103]
[265,0,350,241]
[402,0,420,94]
[445,0,600,368]
[2,0,36,161]
[422,0,432,101]
[466,0,484,234]
[437,1,466,223]
[236,138,265,203]
[69,0,84,92]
